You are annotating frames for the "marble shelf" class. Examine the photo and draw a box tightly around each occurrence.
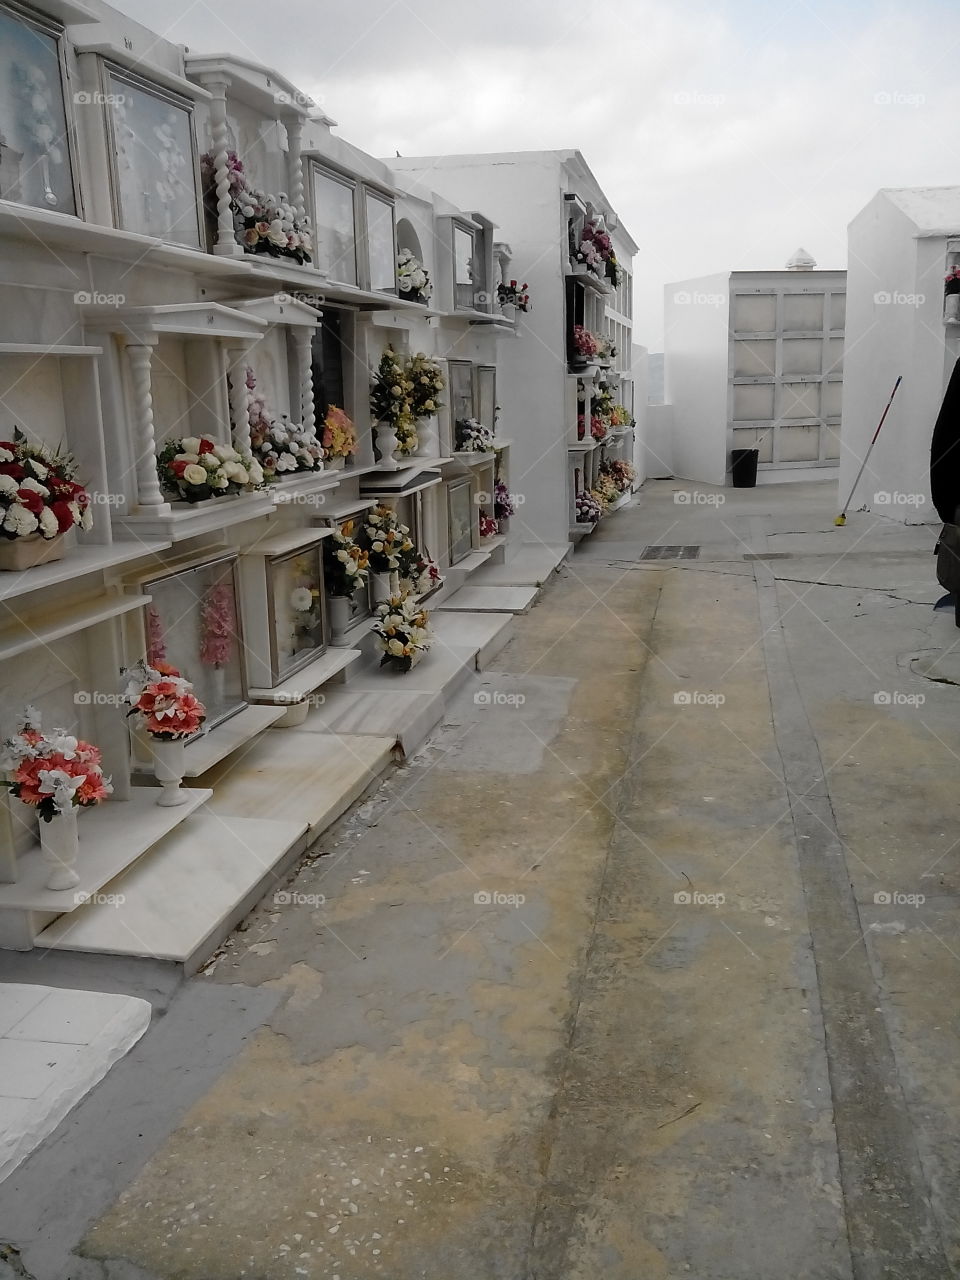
[0,592,150,662]
[0,343,103,357]
[178,705,288,777]
[0,789,211,914]
[247,647,363,704]
[242,526,333,558]
[113,493,276,543]
[0,541,170,605]
[269,471,343,510]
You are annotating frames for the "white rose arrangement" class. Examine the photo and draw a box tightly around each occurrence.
[157,436,265,504]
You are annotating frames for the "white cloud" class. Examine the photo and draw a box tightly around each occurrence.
[113,0,956,346]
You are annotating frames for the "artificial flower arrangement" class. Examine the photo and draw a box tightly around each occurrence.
[245,368,323,479]
[405,353,445,421]
[494,479,516,522]
[601,458,637,493]
[321,406,358,463]
[399,549,443,597]
[576,219,615,281]
[0,427,92,542]
[455,418,494,453]
[594,472,622,508]
[359,504,414,573]
[479,510,499,539]
[496,280,530,312]
[199,583,237,671]
[0,707,112,822]
[323,522,369,597]
[576,490,602,524]
[576,413,605,442]
[373,593,433,672]
[605,251,623,289]
[610,404,634,427]
[946,267,960,296]
[157,436,265,504]
[571,326,600,364]
[370,346,417,455]
[397,248,432,303]
[200,151,312,265]
[596,335,618,364]
[122,660,206,740]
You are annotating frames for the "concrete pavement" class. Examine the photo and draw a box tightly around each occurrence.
[1,479,958,1279]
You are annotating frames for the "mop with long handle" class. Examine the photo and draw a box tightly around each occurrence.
[835,375,902,525]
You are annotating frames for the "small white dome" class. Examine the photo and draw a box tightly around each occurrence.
[786,247,817,270]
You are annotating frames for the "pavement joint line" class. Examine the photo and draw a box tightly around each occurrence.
[753,560,951,1279]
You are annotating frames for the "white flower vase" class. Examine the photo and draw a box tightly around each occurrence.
[415,416,440,458]
[500,302,516,323]
[39,807,80,891]
[371,571,398,603]
[326,455,346,470]
[151,738,190,807]
[946,293,960,323]
[328,593,353,637]
[375,421,401,470]
[207,665,226,711]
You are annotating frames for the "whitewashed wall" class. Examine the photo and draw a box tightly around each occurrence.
[663,272,730,485]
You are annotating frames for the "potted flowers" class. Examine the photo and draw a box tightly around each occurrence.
[494,479,516,532]
[0,427,92,571]
[370,346,415,469]
[405,353,445,458]
[479,510,499,541]
[571,326,600,370]
[200,152,312,264]
[576,490,602,525]
[157,436,265,503]
[397,542,443,598]
[322,522,369,637]
[596,335,617,368]
[358,504,414,600]
[0,708,112,889]
[321,406,358,469]
[373,594,433,672]
[122,661,206,807]
[397,248,432,304]
[496,280,530,316]
[455,418,494,453]
[245,368,323,479]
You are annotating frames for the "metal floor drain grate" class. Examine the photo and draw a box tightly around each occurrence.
[639,545,701,561]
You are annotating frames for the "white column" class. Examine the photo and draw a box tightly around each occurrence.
[293,326,316,434]
[226,345,253,454]
[124,340,170,512]
[286,116,306,226]
[203,74,244,258]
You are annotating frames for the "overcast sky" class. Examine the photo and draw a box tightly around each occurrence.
[114,0,956,348]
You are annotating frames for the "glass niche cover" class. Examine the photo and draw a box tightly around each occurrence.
[267,544,327,682]
[143,555,246,734]
[105,67,201,248]
[0,5,75,213]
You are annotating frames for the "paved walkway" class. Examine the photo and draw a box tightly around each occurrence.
[2,480,958,1279]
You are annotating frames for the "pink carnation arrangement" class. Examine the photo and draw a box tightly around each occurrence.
[122,661,206,740]
[1,707,112,822]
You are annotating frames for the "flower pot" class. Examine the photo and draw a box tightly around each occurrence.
[325,455,346,470]
[151,738,190,807]
[500,302,516,323]
[946,293,960,323]
[38,806,80,890]
[327,592,353,637]
[375,421,401,470]
[371,571,398,603]
[572,263,589,276]
[415,415,440,458]
[0,533,64,572]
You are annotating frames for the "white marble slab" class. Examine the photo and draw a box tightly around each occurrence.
[247,647,362,704]
[180,705,287,777]
[0,984,150,1182]
[37,813,306,964]
[437,585,538,615]
[0,789,211,913]
[468,543,569,587]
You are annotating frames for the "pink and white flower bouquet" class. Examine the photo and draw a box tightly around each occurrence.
[122,661,207,740]
[1,707,112,822]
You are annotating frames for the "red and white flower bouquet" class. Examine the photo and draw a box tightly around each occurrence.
[0,427,92,543]
[0,706,112,822]
[122,661,206,740]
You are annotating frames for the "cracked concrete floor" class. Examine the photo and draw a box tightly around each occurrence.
[2,479,959,1279]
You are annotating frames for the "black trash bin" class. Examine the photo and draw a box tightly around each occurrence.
[730,448,759,488]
